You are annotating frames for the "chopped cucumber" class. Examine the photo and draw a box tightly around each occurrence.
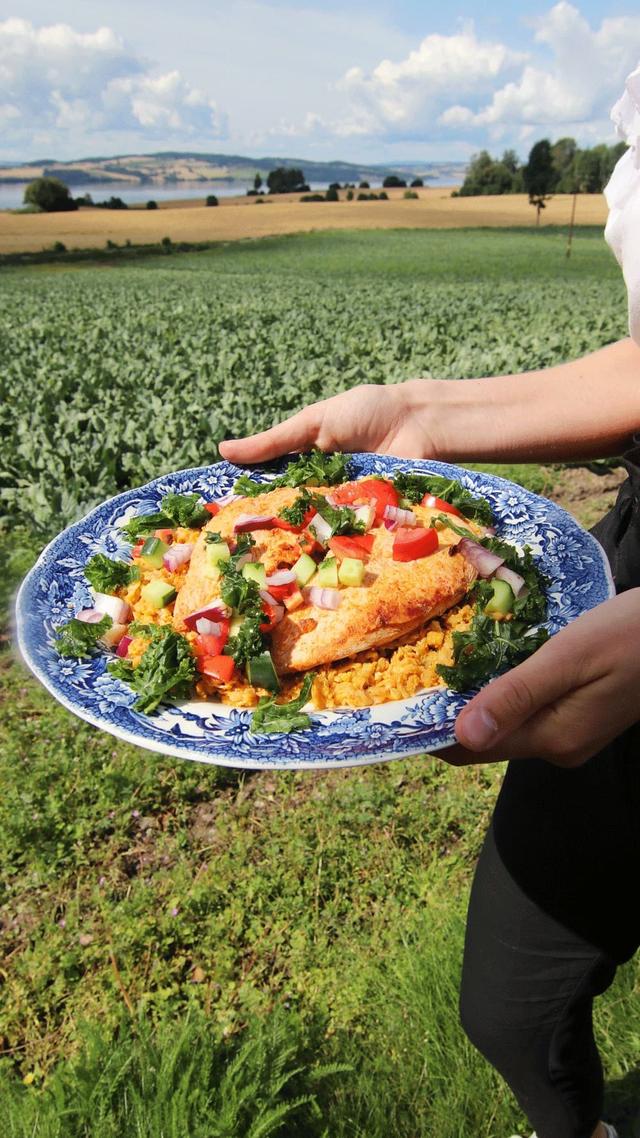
[314,556,339,589]
[484,579,515,619]
[205,541,231,567]
[139,536,169,569]
[292,552,317,587]
[141,579,177,609]
[247,651,280,693]
[338,557,365,587]
[242,562,267,587]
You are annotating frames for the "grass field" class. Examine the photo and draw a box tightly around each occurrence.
[0,187,608,254]
[2,227,640,1137]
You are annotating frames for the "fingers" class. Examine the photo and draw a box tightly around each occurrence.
[219,405,322,464]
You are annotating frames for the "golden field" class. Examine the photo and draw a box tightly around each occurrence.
[0,186,608,255]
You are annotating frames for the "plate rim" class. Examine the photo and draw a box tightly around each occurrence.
[14,453,616,769]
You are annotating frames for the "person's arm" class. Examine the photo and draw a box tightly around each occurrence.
[220,338,640,467]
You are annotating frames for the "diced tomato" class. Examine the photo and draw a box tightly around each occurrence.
[195,627,229,657]
[154,528,174,543]
[259,602,280,633]
[132,540,144,559]
[328,534,375,560]
[196,654,236,682]
[265,581,297,600]
[274,507,316,534]
[392,525,439,562]
[332,478,399,522]
[204,502,220,516]
[420,494,464,519]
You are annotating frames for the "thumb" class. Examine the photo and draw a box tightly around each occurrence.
[219,405,322,464]
[454,631,577,752]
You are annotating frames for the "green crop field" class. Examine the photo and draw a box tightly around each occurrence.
[2,228,640,1138]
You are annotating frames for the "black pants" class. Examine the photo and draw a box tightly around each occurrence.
[460,445,640,1138]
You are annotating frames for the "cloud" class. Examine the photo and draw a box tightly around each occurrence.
[441,3,640,132]
[0,17,227,148]
[329,24,526,140]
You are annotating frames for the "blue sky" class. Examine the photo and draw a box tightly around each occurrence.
[2,2,640,164]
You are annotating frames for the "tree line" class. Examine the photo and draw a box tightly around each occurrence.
[457,137,627,199]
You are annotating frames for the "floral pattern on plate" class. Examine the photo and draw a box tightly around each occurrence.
[15,454,614,769]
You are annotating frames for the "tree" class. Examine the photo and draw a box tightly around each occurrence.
[410,177,424,187]
[146,200,158,210]
[458,151,517,196]
[523,140,557,225]
[551,137,578,192]
[501,149,519,175]
[325,186,339,202]
[206,194,219,207]
[266,167,309,194]
[24,176,77,213]
[382,174,407,188]
[358,181,370,189]
[254,172,262,192]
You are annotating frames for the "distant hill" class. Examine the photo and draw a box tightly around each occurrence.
[0,152,467,187]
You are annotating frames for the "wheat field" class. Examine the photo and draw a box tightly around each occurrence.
[0,187,608,254]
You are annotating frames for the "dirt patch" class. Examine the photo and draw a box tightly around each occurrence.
[547,463,626,529]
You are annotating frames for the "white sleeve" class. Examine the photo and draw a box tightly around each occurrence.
[604,64,640,346]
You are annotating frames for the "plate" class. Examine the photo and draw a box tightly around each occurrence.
[15,453,614,770]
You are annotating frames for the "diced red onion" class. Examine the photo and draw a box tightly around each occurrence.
[183,602,231,631]
[458,538,505,578]
[353,503,375,530]
[163,543,193,572]
[494,565,526,597]
[116,634,133,658]
[195,618,223,636]
[483,525,497,537]
[304,586,342,610]
[216,491,243,506]
[233,514,277,533]
[102,622,129,648]
[92,592,131,624]
[77,608,104,623]
[266,569,296,586]
[383,504,417,526]
[235,553,252,569]
[307,512,332,543]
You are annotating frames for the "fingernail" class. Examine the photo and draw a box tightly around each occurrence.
[459,707,499,750]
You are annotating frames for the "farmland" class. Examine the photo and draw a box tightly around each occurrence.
[2,227,640,1137]
[0,187,608,254]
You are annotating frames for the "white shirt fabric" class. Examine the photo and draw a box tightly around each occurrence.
[605,63,640,346]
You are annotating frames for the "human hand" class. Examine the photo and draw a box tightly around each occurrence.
[219,380,443,464]
[442,589,640,768]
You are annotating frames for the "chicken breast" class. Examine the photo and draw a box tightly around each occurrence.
[173,484,478,673]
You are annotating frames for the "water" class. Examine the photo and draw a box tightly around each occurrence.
[0,174,458,211]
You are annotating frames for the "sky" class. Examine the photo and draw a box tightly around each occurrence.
[2,1,640,165]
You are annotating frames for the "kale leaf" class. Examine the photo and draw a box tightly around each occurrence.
[234,449,351,497]
[393,471,493,525]
[54,614,112,657]
[120,493,209,541]
[85,554,139,594]
[279,488,364,536]
[250,673,316,734]
[436,614,549,692]
[107,625,196,714]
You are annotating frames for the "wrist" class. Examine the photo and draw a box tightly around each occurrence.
[401,376,506,462]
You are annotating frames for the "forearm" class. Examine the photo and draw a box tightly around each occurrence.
[409,338,640,463]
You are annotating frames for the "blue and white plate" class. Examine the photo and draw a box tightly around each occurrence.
[15,454,614,770]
